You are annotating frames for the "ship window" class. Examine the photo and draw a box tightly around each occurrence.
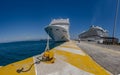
[56,29,59,31]
[51,23,69,25]
[50,28,52,31]
[61,36,65,39]
[63,30,67,32]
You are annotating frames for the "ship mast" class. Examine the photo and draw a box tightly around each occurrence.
[112,0,119,44]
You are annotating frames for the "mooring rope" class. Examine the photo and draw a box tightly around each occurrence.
[16,58,42,73]
[45,35,50,51]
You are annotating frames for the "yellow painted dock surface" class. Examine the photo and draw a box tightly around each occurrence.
[0,58,36,75]
[0,41,112,75]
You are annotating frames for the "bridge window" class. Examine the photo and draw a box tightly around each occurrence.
[56,29,59,31]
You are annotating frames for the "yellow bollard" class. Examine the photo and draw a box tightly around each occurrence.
[42,51,55,63]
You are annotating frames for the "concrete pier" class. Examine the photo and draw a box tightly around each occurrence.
[77,41,120,75]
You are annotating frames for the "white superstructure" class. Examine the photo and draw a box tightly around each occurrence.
[45,18,70,42]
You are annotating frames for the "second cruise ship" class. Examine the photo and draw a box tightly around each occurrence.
[45,18,70,42]
[79,25,109,41]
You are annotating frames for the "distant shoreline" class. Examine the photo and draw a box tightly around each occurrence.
[0,39,49,44]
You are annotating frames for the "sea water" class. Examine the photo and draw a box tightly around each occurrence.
[0,40,63,66]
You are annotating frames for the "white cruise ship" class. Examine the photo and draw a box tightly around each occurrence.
[45,18,70,42]
[79,25,109,41]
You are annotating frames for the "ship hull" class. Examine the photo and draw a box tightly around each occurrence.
[45,25,70,42]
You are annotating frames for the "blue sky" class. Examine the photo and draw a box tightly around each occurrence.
[0,0,120,43]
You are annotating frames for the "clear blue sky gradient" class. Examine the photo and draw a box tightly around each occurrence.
[0,0,120,43]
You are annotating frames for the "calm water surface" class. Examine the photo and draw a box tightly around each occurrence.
[0,40,63,66]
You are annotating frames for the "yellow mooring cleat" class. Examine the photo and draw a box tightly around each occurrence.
[42,50,55,63]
